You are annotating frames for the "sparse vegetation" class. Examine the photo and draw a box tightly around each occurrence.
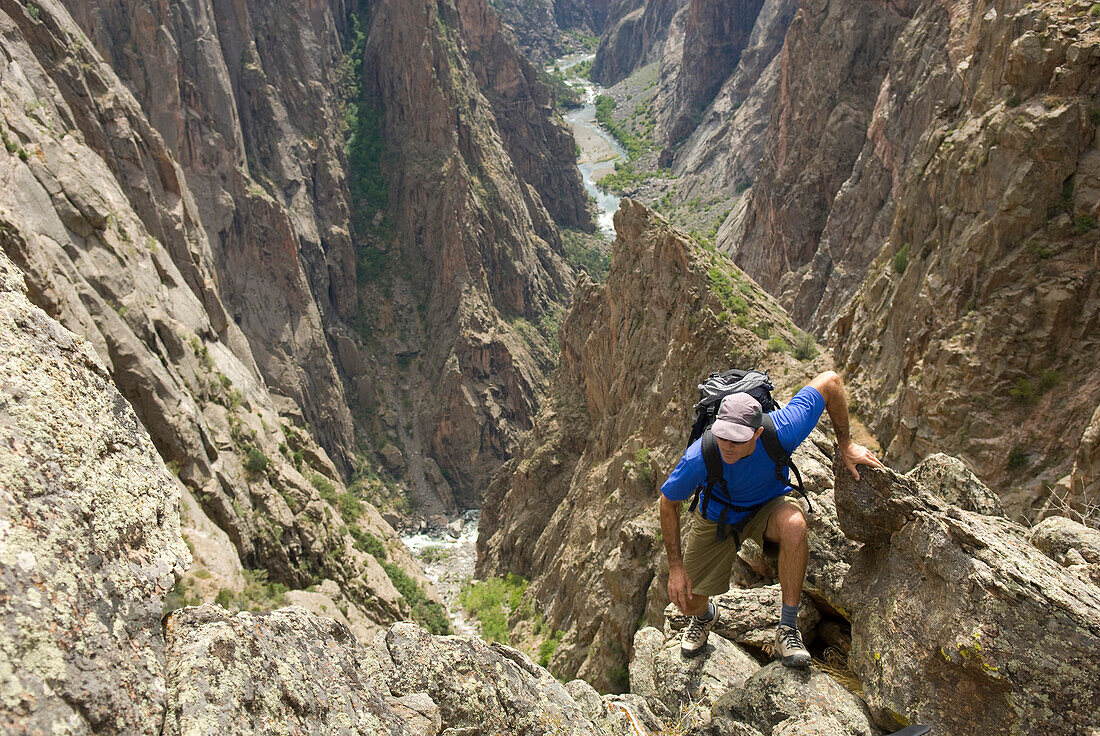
[459,573,529,643]
[1073,214,1096,235]
[350,527,387,559]
[313,472,366,524]
[382,561,452,635]
[707,265,749,317]
[768,336,789,353]
[340,10,389,240]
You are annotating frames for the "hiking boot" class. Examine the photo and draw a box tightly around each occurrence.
[680,603,718,658]
[774,624,811,668]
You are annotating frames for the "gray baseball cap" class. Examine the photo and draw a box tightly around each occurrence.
[711,393,763,442]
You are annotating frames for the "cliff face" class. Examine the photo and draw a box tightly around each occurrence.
[359,0,591,510]
[64,0,359,473]
[478,200,817,690]
[590,0,686,86]
[719,0,1100,516]
[31,0,592,520]
[0,0,437,632]
[489,0,611,62]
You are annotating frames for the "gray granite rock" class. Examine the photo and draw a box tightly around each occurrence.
[0,250,189,734]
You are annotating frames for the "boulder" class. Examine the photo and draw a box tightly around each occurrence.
[381,443,406,474]
[379,623,597,735]
[1028,515,1100,586]
[630,626,760,719]
[665,585,820,649]
[835,460,1100,735]
[0,252,189,734]
[720,663,877,736]
[163,605,411,735]
[906,453,1005,517]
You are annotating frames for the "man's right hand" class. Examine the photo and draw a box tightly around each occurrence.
[667,562,694,614]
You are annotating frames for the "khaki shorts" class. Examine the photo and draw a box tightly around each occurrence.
[682,494,803,597]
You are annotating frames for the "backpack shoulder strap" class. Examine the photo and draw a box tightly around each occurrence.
[760,414,813,512]
[759,413,787,467]
[700,429,725,490]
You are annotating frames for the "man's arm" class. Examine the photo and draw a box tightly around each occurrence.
[659,495,693,613]
[808,371,885,481]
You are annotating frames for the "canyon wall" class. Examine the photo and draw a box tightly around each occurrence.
[724,0,1100,516]
[9,0,590,520]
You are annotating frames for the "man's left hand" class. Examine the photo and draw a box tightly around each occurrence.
[839,440,885,481]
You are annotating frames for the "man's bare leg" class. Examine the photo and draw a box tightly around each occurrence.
[765,502,811,667]
[764,502,809,607]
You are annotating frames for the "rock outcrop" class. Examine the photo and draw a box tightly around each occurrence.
[477,200,818,689]
[0,249,189,734]
[836,460,1100,735]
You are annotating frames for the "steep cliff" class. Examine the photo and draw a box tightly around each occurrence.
[718,0,1100,516]
[489,0,610,62]
[590,0,686,86]
[478,200,818,690]
[0,0,442,633]
[359,0,593,511]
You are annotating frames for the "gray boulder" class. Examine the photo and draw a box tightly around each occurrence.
[0,251,189,734]
[630,626,760,718]
[836,460,1100,735]
[163,605,412,735]
[906,453,1005,517]
[380,622,597,735]
[720,663,877,736]
[1028,515,1100,585]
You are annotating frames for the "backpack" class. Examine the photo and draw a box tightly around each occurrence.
[686,369,811,544]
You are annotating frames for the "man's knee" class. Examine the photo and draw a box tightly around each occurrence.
[771,504,807,547]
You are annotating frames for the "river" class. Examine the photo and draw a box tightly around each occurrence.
[553,53,625,238]
[401,511,480,635]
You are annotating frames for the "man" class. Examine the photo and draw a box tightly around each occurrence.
[658,370,883,665]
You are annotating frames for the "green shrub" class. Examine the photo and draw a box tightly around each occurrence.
[893,243,910,274]
[1008,378,1037,404]
[244,446,269,475]
[1037,369,1061,392]
[1007,447,1028,470]
[383,561,451,634]
[1073,214,1096,235]
[767,336,789,353]
[792,331,818,361]
[537,629,564,667]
